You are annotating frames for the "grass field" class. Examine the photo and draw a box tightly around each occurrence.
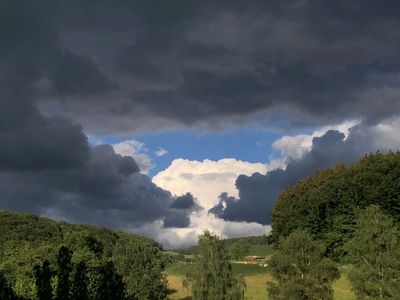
[167,263,356,300]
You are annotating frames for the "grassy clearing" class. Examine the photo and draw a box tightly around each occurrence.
[247,245,274,257]
[166,250,355,299]
[332,274,356,300]
[167,265,355,300]
[232,264,268,276]
[168,275,191,300]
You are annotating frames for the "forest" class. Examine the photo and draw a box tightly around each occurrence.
[0,212,168,299]
[1,151,400,299]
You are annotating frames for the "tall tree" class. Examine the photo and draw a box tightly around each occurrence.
[230,239,250,259]
[34,260,53,300]
[94,261,126,300]
[0,271,16,300]
[71,262,88,300]
[112,234,168,299]
[56,246,73,300]
[186,230,245,300]
[267,230,339,300]
[345,205,400,298]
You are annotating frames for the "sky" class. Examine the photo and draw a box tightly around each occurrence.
[2,0,400,248]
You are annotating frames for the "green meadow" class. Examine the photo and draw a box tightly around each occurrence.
[167,264,356,300]
[166,246,356,300]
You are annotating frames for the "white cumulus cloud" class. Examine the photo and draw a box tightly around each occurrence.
[152,158,273,247]
[153,158,270,209]
[112,139,154,174]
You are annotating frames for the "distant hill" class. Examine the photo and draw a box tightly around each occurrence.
[173,235,274,257]
[0,211,167,298]
[272,151,400,260]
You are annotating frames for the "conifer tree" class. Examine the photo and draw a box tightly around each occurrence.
[186,230,245,300]
[0,271,16,300]
[267,230,339,300]
[71,262,88,300]
[345,205,400,298]
[55,246,73,300]
[94,261,126,300]
[34,260,53,300]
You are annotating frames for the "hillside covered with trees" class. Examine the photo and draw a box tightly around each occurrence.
[0,212,168,299]
[272,151,400,260]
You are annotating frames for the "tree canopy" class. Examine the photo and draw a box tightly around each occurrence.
[0,211,168,299]
[267,230,339,300]
[186,230,246,300]
[271,151,400,260]
[345,205,400,298]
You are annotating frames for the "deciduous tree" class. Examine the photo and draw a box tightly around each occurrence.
[345,205,400,298]
[186,230,245,300]
[267,230,339,300]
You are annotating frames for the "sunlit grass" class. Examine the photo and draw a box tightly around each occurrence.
[167,268,355,300]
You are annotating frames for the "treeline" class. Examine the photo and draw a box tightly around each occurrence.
[1,245,127,300]
[272,151,400,260]
[182,205,400,299]
[268,205,400,299]
[0,212,168,299]
[267,151,400,299]
[174,235,271,258]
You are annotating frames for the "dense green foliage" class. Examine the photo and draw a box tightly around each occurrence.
[34,260,53,300]
[229,240,250,259]
[70,262,88,300]
[0,271,20,300]
[345,205,400,298]
[185,231,246,300]
[56,247,73,300]
[93,261,126,300]
[272,151,400,259]
[0,211,168,299]
[267,230,339,300]
[175,235,271,257]
[31,246,127,300]
[112,234,168,300]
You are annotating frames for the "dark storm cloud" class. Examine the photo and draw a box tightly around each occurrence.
[210,124,396,224]
[163,214,191,229]
[2,0,400,133]
[164,193,201,228]
[51,51,114,96]
[0,144,199,229]
[170,193,196,210]
[0,105,89,171]
[0,0,202,230]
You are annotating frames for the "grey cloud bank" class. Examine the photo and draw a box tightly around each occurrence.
[210,121,400,224]
[2,1,400,133]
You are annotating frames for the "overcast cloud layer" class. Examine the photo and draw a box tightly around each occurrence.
[1,0,400,133]
[2,1,400,247]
